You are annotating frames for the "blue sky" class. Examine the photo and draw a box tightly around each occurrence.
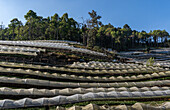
[0,0,170,33]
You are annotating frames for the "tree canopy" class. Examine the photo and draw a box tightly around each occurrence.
[0,10,169,51]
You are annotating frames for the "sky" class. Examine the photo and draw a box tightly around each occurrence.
[0,0,170,33]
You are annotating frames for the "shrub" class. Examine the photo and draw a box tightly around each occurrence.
[93,46,101,51]
[146,57,154,66]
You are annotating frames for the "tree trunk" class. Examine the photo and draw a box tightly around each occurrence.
[13,28,15,40]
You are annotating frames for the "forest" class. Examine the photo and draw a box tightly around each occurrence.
[0,10,169,51]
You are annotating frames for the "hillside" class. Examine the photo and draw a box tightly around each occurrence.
[0,40,168,109]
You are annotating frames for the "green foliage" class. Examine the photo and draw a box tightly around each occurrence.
[93,46,101,51]
[146,57,155,66]
[87,10,102,28]
[0,10,169,51]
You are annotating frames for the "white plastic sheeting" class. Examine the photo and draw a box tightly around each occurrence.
[0,45,45,53]
[0,45,45,55]
[51,66,165,74]
[0,61,167,75]
[69,61,169,71]
[0,90,169,109]
[151,48,170,54]
[0,62,169,82]
[155,62,170,68]
[0,76,169,88]
[0,41,106,56]
[0,86,169,96]
[56,102,170,110]
[0,65,169,82]
[68,61,144,69]
[36,40,81,45]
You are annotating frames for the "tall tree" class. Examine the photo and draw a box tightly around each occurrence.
[8,18,21,40]
[51,13,60,39]
[87,10,102,28]
[86,10,102,47]
[24,10,37,40]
